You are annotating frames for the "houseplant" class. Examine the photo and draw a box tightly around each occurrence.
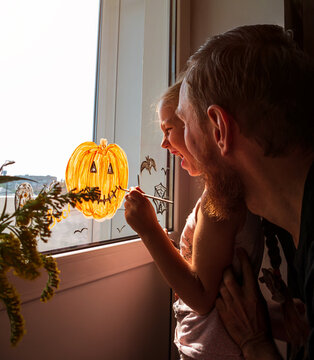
[0,175,100,346]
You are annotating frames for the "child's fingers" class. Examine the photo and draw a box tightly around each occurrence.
[125,188,151,209]
[123,195,132,209]
[124,193,138,207]
[128,188,143,200]
[135,186,145,194]
[129,187,145,198]
[129,189,152,206]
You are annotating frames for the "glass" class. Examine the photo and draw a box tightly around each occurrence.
[0,0,100,252]
[0,0,174,253]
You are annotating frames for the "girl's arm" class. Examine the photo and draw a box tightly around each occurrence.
[124,187,245,315]
[189,204,245,314]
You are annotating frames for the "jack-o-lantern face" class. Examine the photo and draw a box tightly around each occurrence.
[65,138,128,220]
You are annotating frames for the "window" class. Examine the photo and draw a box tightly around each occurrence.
[0,0,174,252]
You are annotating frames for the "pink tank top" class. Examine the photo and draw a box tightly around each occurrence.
[173,199,264,359]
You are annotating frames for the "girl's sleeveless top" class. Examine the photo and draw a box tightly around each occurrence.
[173,199,264,360]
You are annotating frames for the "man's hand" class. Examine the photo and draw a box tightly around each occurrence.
[215,248,282,359]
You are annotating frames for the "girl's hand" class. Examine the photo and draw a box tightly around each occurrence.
[124,187,160,237]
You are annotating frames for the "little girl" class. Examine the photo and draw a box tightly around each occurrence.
[124,81,264,360]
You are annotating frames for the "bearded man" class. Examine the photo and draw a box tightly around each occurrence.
[176,24,314,359]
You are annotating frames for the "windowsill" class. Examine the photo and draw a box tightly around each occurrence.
[0,239,153,310]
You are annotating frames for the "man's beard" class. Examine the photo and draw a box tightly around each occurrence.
[198,151,245,220]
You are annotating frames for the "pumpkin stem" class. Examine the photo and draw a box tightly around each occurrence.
[100,138,108,149]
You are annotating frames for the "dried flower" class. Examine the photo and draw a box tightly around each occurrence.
[0,178,100,345]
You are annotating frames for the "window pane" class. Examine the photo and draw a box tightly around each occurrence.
[0,0,100,252]
[93,0,173,243]
[0,0,173,252]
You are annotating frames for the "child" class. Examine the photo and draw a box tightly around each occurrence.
[124,81,264,360]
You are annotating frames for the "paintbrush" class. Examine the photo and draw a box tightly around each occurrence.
[119,186,173,204]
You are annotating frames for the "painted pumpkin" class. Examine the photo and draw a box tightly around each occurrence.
[65,138,128,220]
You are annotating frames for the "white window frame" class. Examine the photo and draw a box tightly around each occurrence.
[91,0,174,246]
[1,0,182,303]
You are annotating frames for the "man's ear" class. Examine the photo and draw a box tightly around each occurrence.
[207,104,232,156]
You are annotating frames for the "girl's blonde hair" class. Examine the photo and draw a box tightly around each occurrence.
[158,80,181,109]
[157,72,185,112]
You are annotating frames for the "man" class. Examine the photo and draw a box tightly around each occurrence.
[176,24,314,359]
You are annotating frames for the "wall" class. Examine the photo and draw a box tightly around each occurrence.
[190,0,284,53]
[0,241,171,360]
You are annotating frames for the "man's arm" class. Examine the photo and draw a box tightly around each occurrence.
[215,247,283,360]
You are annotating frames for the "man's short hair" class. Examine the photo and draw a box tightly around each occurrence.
[185,24,314,156]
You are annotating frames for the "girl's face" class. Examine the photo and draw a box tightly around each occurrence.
[159,101,200,177]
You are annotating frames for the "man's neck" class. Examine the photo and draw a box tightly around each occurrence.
[239,150,314,247]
